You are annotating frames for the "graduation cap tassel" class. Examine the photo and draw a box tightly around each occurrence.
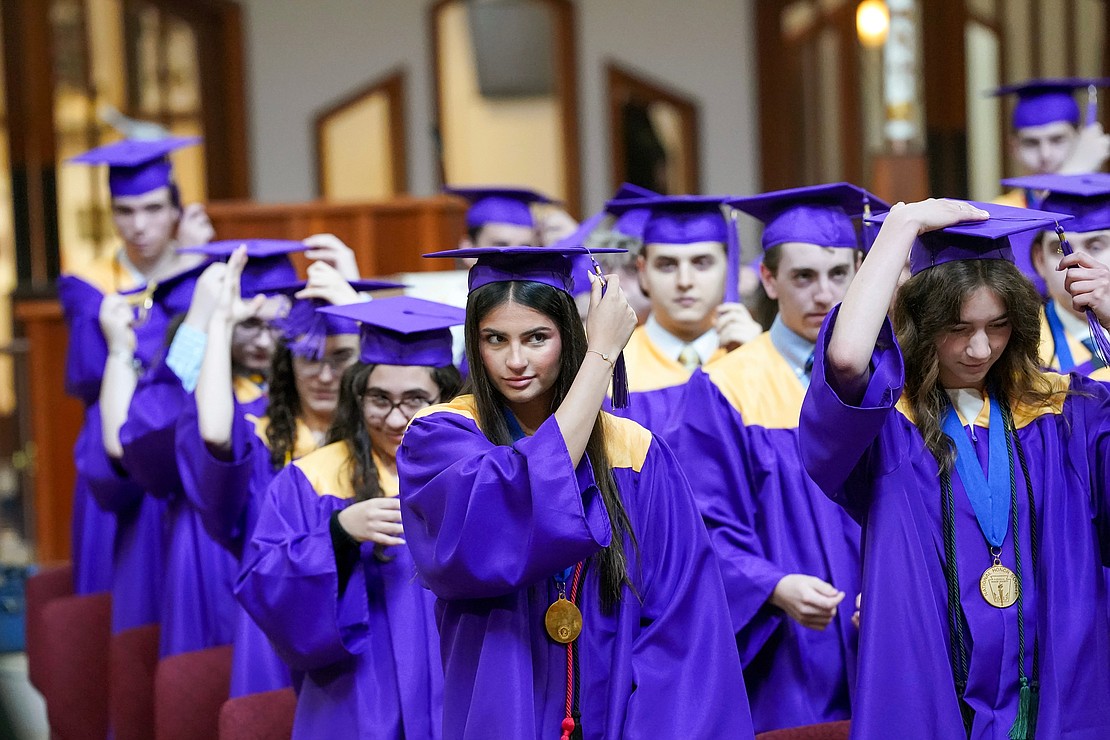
[1055,223,1110,366]
[1008,677,1035,740]
[723,206,741,304]
[610,352,630,409]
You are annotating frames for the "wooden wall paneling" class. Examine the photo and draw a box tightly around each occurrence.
[14,300,81,562]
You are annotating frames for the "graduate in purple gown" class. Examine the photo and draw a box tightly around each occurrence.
[662,183,886,733]
[800,197,1110,738]
[62,136,213,595]
[117,243,302,656]
[996,172,1110,377]
[239,296,464,738]
[177,245,397,696]
[602,195,761,432]
[399,245,753,739]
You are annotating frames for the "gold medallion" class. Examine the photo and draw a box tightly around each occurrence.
[545,596,583,644]
[980,564,1019,608]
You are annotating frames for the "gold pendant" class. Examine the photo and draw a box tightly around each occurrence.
[980,564,1019,608]
[545,596,582,644]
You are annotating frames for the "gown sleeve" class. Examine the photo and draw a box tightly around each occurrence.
[799,306,905,521]
[59,275,108,405]
[623,435,753,738]
[660,370,785,653]
[397,409,612,600]
[119,360,187,499]
[236,466,369,672]
[176,396,258,552]
[78,402,146,513]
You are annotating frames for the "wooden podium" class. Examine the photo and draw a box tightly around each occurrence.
[17,195,467,562]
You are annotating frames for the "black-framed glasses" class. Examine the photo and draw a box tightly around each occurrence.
[233,317,279,340]
[292,350,358,379]
[361,392,437,419]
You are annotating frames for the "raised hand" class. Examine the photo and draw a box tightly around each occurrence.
[715,302,762,352]
[99,293,137,354]
[295,261,360,306]
[584,271,637,360]
[1060,251,1110,329]
[176,203,216,247]
[303,233,361,281]
[1057,122,1110,175]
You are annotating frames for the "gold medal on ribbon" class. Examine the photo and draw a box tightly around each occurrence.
[545,596,582,644]
[980,563,1019,608]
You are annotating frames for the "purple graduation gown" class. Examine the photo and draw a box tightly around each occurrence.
[60,275,117,595]
[398,395,753,740]
[238,442,443,739]
[176,399,314,696]
[119,359,243,656]
[78,401,166,633]
[661,331,859,733]
[800,307,1110,739]
[59,268,201,595]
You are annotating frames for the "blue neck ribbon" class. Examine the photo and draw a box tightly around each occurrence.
[941,395,1010,548]
[1044,301,1076,373]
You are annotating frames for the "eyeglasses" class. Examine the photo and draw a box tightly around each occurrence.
[361,392,437,419]
[292,351,357,379]
[233,318,279,340]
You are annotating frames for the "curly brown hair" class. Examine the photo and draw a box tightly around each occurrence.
[892,258,1060,471]
[264,339,301,470]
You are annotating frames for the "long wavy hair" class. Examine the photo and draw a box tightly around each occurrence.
[327,361,462,503]
[265,339,301,469]
[892,259,1060,472]
[464,280,639,613]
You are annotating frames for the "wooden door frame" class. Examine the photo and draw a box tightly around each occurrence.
[605,61,701,195]
[428,0,581,217]
[313,69,408,198]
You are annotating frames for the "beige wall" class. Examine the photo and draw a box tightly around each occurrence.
[241,0,759,214]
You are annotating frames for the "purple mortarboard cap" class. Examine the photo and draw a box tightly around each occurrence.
[265,279,405,358]
[179,239,310,296]
[444,186,553,229]
[424,244,631,407]
[864,200,1073,275]
[1001,173,1110,234]
[606,195,730,245]
[423,245,624,294]
[317,296,464,367]
[606,183,659,239]
[727,183,890,251]
[69,136,200,197]
[991,78,1110,129]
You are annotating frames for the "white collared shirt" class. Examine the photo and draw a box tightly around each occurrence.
[643,314,719,366]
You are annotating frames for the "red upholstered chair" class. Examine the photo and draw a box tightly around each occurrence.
[110,624,161,740]
[154,644,232,740]
[756,720,852,740]
[39,591,112,740]
[218,688,297,740]
[25,563,74,692]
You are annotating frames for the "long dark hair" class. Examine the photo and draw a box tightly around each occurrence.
[265,338,301,469]
[892,259,1060,471]
[327,361,462,503]
[464,280,638,613]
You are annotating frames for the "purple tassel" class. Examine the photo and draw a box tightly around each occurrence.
[722,206,741,304]
[611,352,630,409]
[1056,223,1110,366]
